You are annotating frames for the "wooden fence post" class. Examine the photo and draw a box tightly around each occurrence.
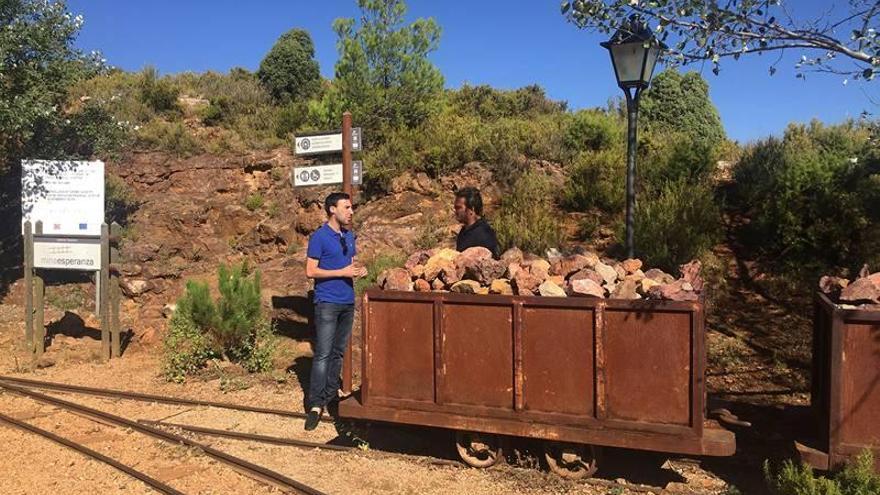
[342,111,353,394]
[110,222,121,358]
[34,221,45,356]
[100,223,110,361]
[23,221,34,354]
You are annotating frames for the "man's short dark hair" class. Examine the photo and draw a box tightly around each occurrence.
[324,192,351,215]
[455,187,483,216]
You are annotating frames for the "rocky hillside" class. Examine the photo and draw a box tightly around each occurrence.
[5,149,580,348]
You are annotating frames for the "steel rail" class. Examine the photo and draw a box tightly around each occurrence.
[139,419,353,451]
[142,419,470,469]
[0,375,334,423]
[0,382,328,495]
[0,377,662,492]
[0,411,186,495]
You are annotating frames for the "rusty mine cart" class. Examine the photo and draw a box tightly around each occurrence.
[795,292,880,473]
[338,289,736,478]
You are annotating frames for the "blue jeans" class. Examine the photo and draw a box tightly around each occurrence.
[307,302,355,410]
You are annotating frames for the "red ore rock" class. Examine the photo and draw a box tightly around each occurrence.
[678,260,703,292]
[383,268,414,292]
[839,277,880,304]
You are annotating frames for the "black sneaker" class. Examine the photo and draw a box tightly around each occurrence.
[304,409,321,431]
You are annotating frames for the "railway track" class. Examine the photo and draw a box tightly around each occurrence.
[0,375,333,423]
[0,411,185,495]
[0,376,666,494]
[0,380,328,495]
[139,419,468,469]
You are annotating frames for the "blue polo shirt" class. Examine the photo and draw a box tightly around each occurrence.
[307,223,356,304]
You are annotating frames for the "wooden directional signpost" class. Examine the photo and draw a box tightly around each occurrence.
[292,112,362,198]
[294,126,362,156]
[21,160,122,361]
[291,161,363,187]
[292,112,363,394]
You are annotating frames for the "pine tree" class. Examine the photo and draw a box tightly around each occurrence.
[257,28,321,102]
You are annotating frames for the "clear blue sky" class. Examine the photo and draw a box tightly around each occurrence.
[67,0,878,143]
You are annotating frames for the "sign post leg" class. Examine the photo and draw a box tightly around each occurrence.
[100,223,110,361]
[34,221,45,356]
[95,272,101,316]
[34,275,45,357]
[24,221,34,354]
[341,112,353,395]
[110,222,121,358]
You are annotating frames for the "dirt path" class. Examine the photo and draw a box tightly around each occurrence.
[0,211,819,494]
[0,322,741,494]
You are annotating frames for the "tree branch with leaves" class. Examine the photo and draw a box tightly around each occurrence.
[561,0,880,82]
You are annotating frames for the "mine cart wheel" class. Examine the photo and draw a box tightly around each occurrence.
[543,442,599,479]
[455,431,503,468]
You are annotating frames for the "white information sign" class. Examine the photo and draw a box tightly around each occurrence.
[294,128,362,156]
[21,160,105,236]
[292,161,363,187]
[33,236,102,270]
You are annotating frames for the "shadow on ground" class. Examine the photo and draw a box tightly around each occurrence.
[272,294,313,340]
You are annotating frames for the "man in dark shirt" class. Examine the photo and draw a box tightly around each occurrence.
[454,187,499,258]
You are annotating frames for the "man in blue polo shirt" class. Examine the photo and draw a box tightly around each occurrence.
[303,192,367,431]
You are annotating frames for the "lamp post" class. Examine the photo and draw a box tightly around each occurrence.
[601,17,665,259]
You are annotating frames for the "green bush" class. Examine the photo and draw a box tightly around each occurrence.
[0,0,106,168]
[448,84,566,119]
[563,127,719,217]
[733,120,880,278]
[361,125,420,195]
[175,69,272,111]
[355,254,405,295]
[201,96,231,126]
[628,178,721,272]
[162,262,276,382]
[640,69,726,148]
[267,200,280,218]
[563,148,626,213]
[483,115,568,166]
[493,172,563,254]
[58,103,132,159]
[163,283,220,383]
[25,99,133,161]
[639,132,718,188]
[138,67,179,115]
[257,28,321,101]
[362,110,572,196]
[276,101,309,138]
[421,112,488,176]
[563,109,622,154]
[212,263,263,353]
[68,70,156,126]
[245,193,264,211]
[238,318,277,373]
[171,70,284,150]
[136,120,202,156]
[305,83,346,131]
[764,450,880,495]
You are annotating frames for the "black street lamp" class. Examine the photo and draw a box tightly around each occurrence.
[601,16,665,259]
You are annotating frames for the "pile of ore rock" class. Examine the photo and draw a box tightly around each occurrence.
[377,246,703,301]
[819,265,880,310]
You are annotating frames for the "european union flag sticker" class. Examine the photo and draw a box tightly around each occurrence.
[78,223,88,230]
